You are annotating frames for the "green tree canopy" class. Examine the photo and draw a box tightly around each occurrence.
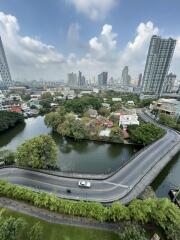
[0,111,24,132]
[16,135,58,169]
[128,123,165,145]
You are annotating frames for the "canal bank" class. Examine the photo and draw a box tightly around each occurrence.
[0,116,179,198]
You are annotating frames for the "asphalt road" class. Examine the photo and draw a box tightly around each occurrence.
[0,112,179,203]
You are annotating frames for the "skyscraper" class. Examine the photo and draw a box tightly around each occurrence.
[98,72,108,86]
[141,35,176,96]
[67,72,77,85]
[0,36,12,88]
[78,71,86,86]
[138,73,142,87]
[121,66,131,86]
[163,73,176,93]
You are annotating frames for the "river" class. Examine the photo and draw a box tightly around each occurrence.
[0,116,179,197]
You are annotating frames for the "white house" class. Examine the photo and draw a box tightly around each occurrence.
[112,98,122,102]
[119,114,139,130]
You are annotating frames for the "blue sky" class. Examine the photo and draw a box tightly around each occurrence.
[0,0,180,81]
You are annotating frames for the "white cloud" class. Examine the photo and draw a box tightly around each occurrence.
[89,24,117,60]
[67,22,80,46]
[121,21,159,69]
[0,12,65,81]
[66,0,117,20]
[0,11,180,82]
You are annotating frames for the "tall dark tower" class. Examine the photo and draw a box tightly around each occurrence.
[0,36,12,88]
[141,35,176,97]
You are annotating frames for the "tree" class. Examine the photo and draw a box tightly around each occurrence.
[110,126,124,142]
[40,92,53,113]
[98,107,111,117]
[0,211,26,240]
[118,225,147,240]
[0,150,15,165]
[28,222,43,240]
[128,123,165,145]
[159,113,177,129]
[44,107,66,130]
[16,135,58,169]
[0,111,24,132]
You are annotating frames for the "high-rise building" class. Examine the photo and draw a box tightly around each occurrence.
[138,73,142,87]
[0,36,12,88]
[78,71,86,86]
[121,66,131,86]
[141,35,176,96]
[67,72,77,85]
[163,73,176,93]
[98,72,108,86]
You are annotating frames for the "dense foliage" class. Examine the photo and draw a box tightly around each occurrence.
[0,111,24,132]
[159,113,180,131]
[128,123,165,145]
[40,92,53,113]
[64,96,102,114]
[0,210,43,240]
[0,181,179,240]
[118,225,147,240]
[16,135,58,169]
[0,150,15,165]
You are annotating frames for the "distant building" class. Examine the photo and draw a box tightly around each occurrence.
[138,73,142,87]
[67,72,77,85]
[112,98,122,102]
[150,98,180,117]
[98,72,108,86]
[78,71,86,86]
[163,73,176,93]
[141,35,176,97]
[0,36,13,88]
[121,66,131,86]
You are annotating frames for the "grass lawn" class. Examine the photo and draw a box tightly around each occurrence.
[1,207,120,240]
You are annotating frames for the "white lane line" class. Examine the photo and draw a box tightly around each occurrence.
[103,181,131,189]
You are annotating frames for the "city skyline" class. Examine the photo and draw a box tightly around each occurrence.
[0,0,180,82]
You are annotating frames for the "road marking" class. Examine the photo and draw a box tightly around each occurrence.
[104,181,130,189]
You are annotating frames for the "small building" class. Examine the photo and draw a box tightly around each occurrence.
[150,98,180,117]
[127,100,135,105]
[119,114,139,130]
[10,106,22,113]
[151,233,160,240]
[99,128,111,137]
[88,109,98,118]
[102,103,110,109]
[112,97,122,102]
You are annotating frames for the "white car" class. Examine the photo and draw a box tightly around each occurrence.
[78,180,91,188]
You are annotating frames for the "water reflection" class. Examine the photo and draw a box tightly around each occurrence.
[152,152,180,197]
[0,122,26,148]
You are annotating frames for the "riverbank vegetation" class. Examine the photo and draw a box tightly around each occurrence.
[0,111,24,132]
[128,123,166,145]
[159,113,180,131]
[0,150,15,165]
[0,181,179,240]
[16,135,58,169]
[45,107,124,142]
[45,106,165,145]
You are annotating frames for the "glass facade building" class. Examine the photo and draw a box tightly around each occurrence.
[0,36,12,88]
[141,35,176,96]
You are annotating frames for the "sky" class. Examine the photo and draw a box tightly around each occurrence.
[0,0,180,82]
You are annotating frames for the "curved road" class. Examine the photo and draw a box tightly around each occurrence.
[0,112,179,204]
